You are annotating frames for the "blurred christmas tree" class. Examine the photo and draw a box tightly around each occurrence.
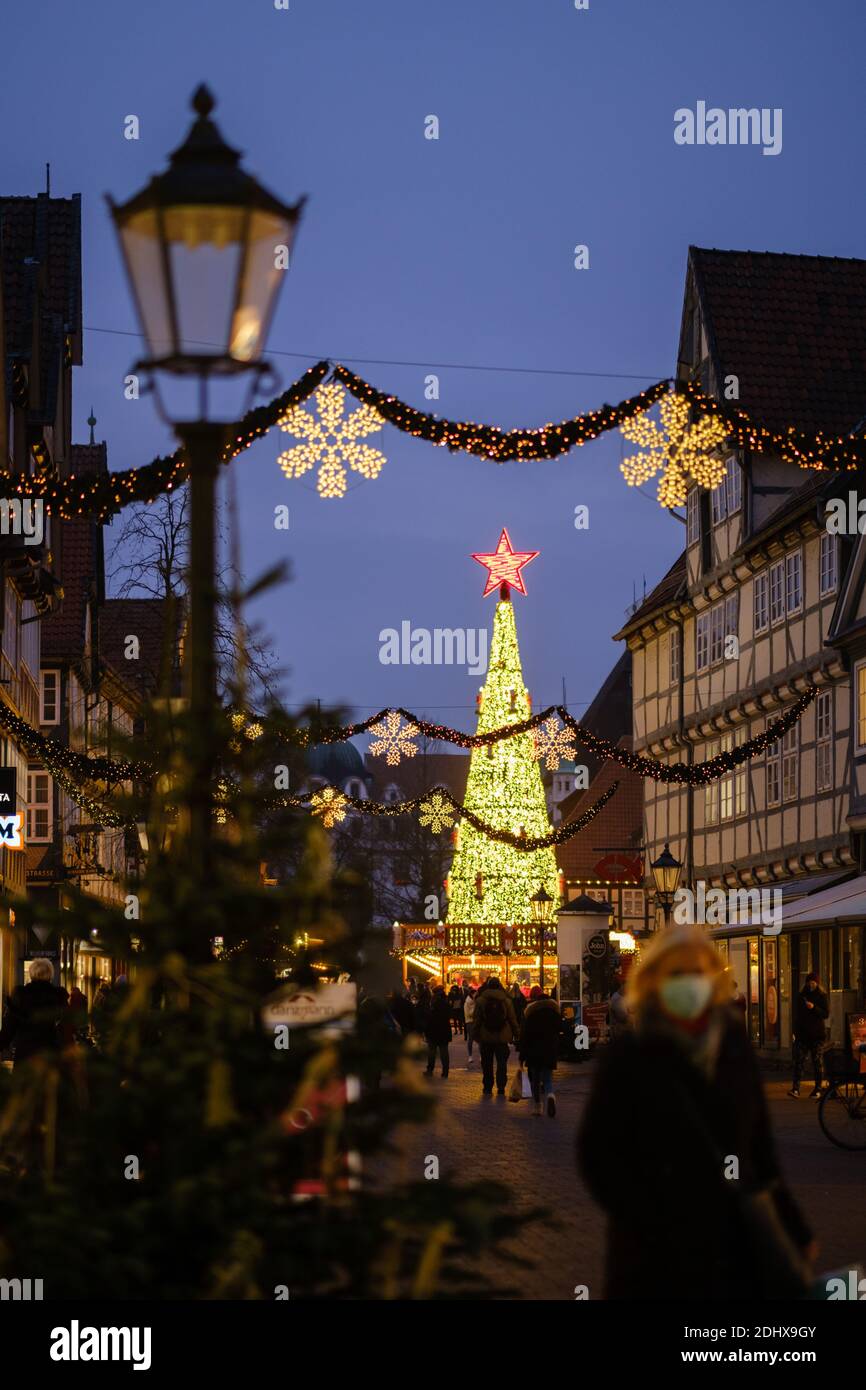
[0,580,534,1300]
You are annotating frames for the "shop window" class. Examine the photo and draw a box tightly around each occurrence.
[857,663,866,749]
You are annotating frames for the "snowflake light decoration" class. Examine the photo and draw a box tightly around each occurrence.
[418,791,455,835]
[533,715,577,771]
[369,712,419,765]
[620,393,729,508]
[277,383,386,499]
[310,786,349,828]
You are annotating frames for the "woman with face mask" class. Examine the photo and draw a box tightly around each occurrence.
[576,924,815,1300]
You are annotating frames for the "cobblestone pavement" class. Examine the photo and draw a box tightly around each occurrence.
[383,1036,866,1301]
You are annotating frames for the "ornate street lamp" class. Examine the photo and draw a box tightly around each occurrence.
[650,843,682,928]
[108,87,305,919]
[530,885,554,991]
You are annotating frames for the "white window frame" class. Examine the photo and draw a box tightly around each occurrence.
[819,532,838,597]
[696,613,710,672]
[687,489,700,546]
[724,593,739,654]
[734,726,748,816]
[720,733,734,821]
[816,690,833,792]
[754,572,769,634]
[621,888,644,918]
[725,455,742,514]
[769,560,786,626]
[40,669,61,725]
[766,731,781,807]
[710,604,725,665]
[669,626,680,686]
[782,726,799,802]
[785,550,803,616]
[704,740,720,825]
[26,768,53,843]
[711,480,727,526]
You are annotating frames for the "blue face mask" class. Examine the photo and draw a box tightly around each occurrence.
[659,973,713,1022]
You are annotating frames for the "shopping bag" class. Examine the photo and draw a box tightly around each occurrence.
[508,1067,523,1102]
[521,1068,533,1099]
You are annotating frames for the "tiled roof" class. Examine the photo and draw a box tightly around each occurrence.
[41,442,106,659]
[555,738,644,881]
[690,246,866,435]
[614,551,687,638]
[100,598,181,700]
[364,750,469,802]
[1,194,82,427]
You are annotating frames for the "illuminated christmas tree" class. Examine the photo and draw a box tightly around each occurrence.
[446,529,560,923]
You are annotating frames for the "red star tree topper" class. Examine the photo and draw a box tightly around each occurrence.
[471,527,539,597]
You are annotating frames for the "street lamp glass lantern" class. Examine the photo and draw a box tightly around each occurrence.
[108,85,305,377]
[530,886,553,925]
[651,843,682,900]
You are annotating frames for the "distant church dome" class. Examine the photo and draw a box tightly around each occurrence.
[305,741,366,785]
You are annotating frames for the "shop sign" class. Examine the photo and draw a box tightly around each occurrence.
[262,981,357,1035]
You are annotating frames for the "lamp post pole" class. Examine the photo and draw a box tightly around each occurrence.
[183,421,222,892]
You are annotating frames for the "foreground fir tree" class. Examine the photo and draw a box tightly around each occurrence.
[0,597,536,1299]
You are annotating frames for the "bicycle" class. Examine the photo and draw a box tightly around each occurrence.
[818,1047,866,1151]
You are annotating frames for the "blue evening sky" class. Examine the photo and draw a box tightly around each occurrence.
[3,0,865,730]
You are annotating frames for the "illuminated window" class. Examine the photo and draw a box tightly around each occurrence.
[720,734,733,820]
[735,726,748,815]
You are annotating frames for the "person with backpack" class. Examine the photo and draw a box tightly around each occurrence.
[472,975,519,1096]
[518,985,561,1116]
[424,986,452,1078]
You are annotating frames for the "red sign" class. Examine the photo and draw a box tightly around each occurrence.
[594,853,643,883]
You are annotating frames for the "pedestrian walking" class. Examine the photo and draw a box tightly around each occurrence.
[0,959,70,1067]
[518,985,560,1116]
[609,982,631,1040]
[424,986,452,1078]
[67,987,91,1046]
[510,980,527,1027]
[464,987,477,1066]
[448,982,465,1037]
[730,979,748,1023]
[473,975,519,1096]
[414,982,432,1039]
[577,924,815,1300]
[789,973,829,1098]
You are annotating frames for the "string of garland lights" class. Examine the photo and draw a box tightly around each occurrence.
[0,700,150,784]
[266,778,619,851]
[271,686,817,787]
[0,361,329,522]
[333,364,670,462]
[681,380,866,472]
[1,366,856,525]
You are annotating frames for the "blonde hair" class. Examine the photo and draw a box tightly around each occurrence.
[28,958,54,983]
[626,924,729,1015]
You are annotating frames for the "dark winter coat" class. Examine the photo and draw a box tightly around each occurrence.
[577,1013,812,1300]
[0,980,69,1065]
[448,985,465,1018]
[472,983,519,1045]
[425,992,453,1047]
[518,996,561,1069]
[793,986,829,1045]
